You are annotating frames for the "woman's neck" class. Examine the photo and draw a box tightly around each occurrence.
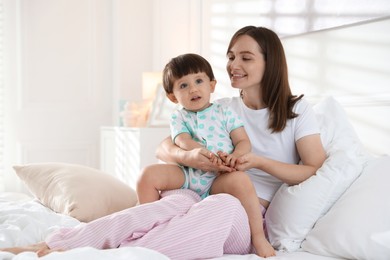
[241,90,266,110]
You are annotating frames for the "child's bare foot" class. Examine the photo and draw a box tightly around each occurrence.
[1,242,48,255]
[253,236,276,258]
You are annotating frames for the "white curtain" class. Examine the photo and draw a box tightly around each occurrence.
[0,0,4,192]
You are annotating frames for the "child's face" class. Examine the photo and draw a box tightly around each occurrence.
[168,72,216,112]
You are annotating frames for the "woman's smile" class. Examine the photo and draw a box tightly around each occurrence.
[230,73,247,82]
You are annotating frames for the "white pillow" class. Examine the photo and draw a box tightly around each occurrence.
[14,163,138,222]
[372,230,390,252]
[265,96,371,251]
[302,156,390,259]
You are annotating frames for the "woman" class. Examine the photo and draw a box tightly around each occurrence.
[156,25,326,256]
[1,26,326,259]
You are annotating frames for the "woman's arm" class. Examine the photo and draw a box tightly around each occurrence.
[236,134,326,185]
[174,133,203,151]
[156,137,233,173]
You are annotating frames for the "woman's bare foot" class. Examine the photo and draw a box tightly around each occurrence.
[253,236,276,258]
[1,242,49,255]
[37,247,64,257]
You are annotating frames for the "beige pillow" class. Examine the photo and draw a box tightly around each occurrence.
[14,162,138,222]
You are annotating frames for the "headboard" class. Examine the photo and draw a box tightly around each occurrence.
[282,16,390,156]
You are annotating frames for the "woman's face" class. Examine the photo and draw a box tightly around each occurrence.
[226,35,265,91]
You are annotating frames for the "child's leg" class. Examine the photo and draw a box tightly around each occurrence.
[210,171,276,257]
[136,164,185,204]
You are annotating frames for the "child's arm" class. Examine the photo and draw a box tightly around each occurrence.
[220,126,251,168]
[231,126,251,156]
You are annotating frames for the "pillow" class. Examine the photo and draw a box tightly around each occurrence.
[372,230,390,253]
[14,163,138,222]
[302,156,390,259]
[265,96,371,251]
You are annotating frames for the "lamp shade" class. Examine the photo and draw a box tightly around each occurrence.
[142,72,162,100]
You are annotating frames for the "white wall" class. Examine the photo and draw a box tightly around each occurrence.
[112,0,153,103]
[3,0,116,191]
[2,0,155,192]
[151,0,202,71]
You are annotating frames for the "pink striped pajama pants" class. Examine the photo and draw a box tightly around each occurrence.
[45,189,252,259]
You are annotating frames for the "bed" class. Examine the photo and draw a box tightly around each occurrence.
[1,17,390,260]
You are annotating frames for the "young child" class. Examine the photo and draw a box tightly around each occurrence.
[136,53,275,257]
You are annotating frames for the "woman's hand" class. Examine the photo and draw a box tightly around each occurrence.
[183,148,234,173]
[156,137,234,173]
[234,152,260,171]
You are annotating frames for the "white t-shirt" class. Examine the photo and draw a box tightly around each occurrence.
[214,97,320,201]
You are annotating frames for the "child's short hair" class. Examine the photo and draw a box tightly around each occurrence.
[162,53,215,94]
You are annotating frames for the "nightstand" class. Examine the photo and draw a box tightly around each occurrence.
[100,126,170,190]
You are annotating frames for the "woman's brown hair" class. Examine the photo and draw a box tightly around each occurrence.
[227,26,303,132]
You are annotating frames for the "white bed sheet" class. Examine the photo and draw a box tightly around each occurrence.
[0,192,341,260]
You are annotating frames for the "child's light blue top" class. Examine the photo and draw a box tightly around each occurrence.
[170,103,244,154]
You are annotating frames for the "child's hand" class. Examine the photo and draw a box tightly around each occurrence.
[207,151,235,173]
[209,152,223,166]
[217,151,228,162]
[216,151,239,168]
